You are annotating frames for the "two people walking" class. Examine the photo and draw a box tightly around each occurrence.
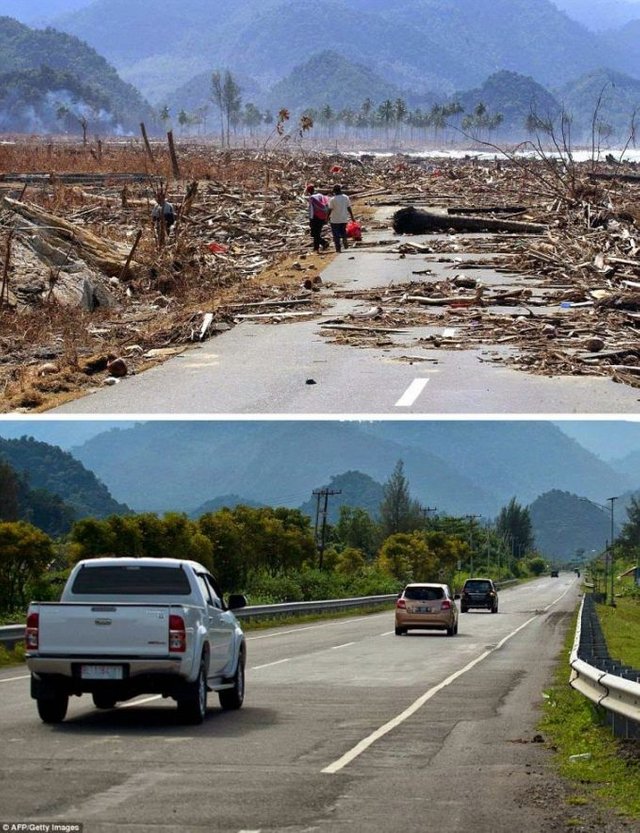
[306,183,356,253]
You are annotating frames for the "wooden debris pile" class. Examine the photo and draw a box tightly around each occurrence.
[3,141,640,409]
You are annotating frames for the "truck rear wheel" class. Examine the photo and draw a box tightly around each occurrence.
[37,693,68,724]
[177,660,207,724]
[219,652,245,710]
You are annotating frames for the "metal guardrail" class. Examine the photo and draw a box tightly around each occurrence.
[234,594,397,620]
[0,625,25,650]
[570,594,640,739]
[0,595,397,650]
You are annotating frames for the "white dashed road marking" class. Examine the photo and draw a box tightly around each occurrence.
[395,378,429,407]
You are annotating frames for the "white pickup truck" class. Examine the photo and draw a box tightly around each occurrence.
[25,557,247,725]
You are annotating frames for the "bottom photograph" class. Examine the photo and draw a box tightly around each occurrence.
[0,418,639,833]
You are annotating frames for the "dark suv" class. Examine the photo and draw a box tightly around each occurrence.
[460,577,498,613]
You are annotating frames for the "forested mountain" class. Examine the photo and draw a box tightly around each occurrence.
[268,52,406,113]
[454,71,562,139]
[0,437,130,519]
[555,68,640,145]
[53,0,607,104]
[0,458,77,537]
[364,422,631,508]
[529,489,614,561]
[0,16,155,134]
[298,471,386,524]
[68,421,633,519]
[190,494,264,518]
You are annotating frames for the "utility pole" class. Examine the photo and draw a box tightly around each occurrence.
[607,496,618,607]
[464,515,481,575]
[422,505,438,527]
[313,488,341,569]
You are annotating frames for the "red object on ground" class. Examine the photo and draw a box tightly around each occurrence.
[346,220,362,240]
[207,242,229,254]
[330,165,343,173]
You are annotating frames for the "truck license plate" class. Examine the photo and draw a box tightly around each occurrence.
[81,664,123,680]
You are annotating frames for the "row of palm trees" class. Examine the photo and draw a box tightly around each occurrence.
[162,79,505,145]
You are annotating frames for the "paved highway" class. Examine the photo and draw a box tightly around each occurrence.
[50,214,640,415]
[0,576,581,832]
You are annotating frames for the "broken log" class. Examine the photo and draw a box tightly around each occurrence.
[3,196,141,278]
[392,206,546,235]
[447,206,526,215]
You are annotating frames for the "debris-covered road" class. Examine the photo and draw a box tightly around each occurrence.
[3,140,640,412]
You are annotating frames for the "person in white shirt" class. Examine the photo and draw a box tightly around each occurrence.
[327,184,355,252]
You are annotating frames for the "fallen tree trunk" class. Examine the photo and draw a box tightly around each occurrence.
[392,206,546,235]
[3,196,142,278]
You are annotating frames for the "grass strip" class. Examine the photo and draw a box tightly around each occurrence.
[539,608,640,820]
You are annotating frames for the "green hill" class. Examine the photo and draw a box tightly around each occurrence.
[455,70,562,140]
[529,489,614,561]
[555,68,640,144]
[298,471,385,524]
[268,51,404,112]
[0,16,155,133]
[0,436,130,519]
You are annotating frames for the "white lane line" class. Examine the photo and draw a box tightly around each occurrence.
[322,613,538,774]
[0,674,30,683]
[443,327,457,337]
[380,631,395,637]
[119,695,162,708]
[251,658,291,671]
[331,642,355,650]
[239,829,262,832]
[395,378,429,407]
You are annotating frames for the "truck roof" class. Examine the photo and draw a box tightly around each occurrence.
[76,557,208,571]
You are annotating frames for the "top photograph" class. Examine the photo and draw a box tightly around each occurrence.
[2,0,640,414]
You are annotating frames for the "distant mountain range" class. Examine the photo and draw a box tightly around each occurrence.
[3,1,640,141]
[0,420,636,559]
[66,421,634,518]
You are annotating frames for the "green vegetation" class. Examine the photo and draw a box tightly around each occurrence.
[597,598,640,669]
[0,437,130,520]
[540,613,640,820]
[0,456,551,623]
[0,642,25,668]
[0,15,155,133]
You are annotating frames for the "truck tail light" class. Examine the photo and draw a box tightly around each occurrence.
[25,612,39,650]
[396,598,406,609]
[169,614,186,653]
[441,600,452,610]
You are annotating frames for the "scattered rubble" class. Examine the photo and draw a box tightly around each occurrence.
[2,139,640,410]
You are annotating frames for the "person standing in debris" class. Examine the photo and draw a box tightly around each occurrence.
[327,184,355,253]
[305,184,330,253]
[152,193,176,234]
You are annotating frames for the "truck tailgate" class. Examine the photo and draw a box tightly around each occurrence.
[37,604,174,656]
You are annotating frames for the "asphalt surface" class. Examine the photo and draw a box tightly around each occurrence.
[49,214,640,415]
[0,576,584,832]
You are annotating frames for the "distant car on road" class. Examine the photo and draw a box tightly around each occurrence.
[395,583,458,636]
[460,577,498,613]
[550,569,559,577]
